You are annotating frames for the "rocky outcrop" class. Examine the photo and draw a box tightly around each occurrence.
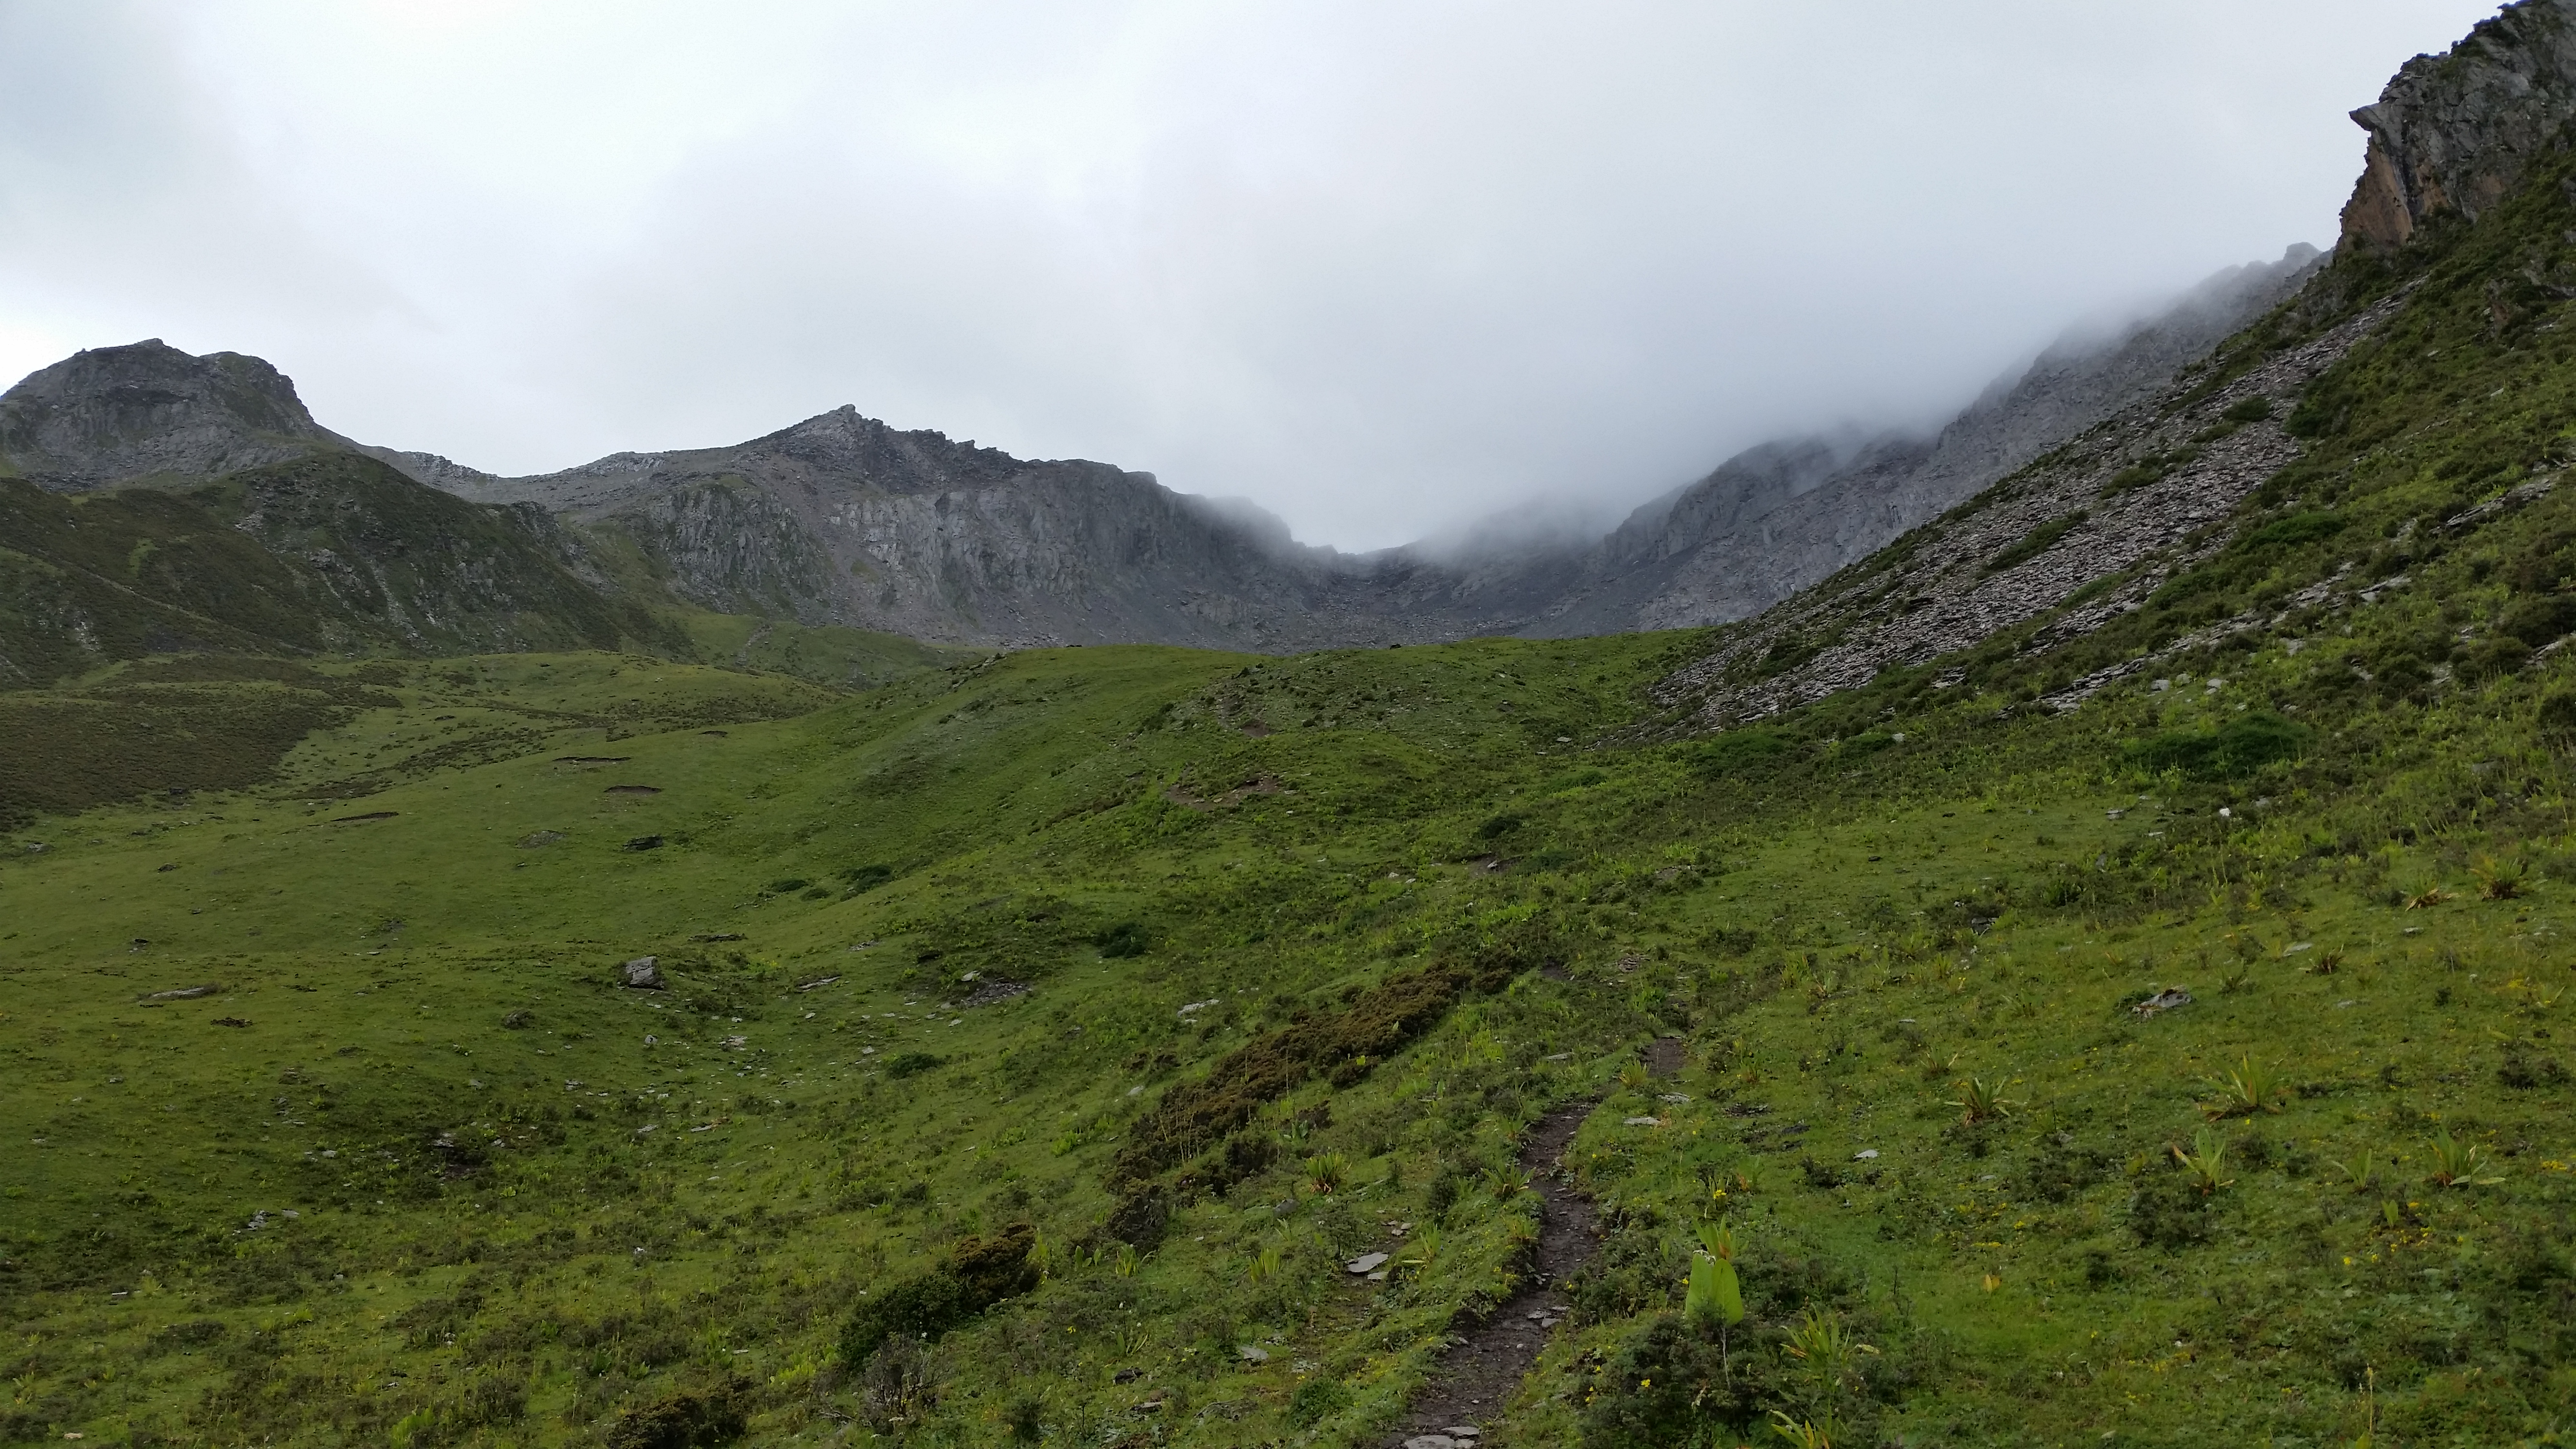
[432,409,1417,648]
[1650,290,2404,728]
[2341,0,2576,249]
[0,339,357,491]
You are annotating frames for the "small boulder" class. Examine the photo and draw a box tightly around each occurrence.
[622,835,664,852]
[2131,986,2192,1018]
[621,956,665,989]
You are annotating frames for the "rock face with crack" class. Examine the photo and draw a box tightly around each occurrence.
[2341,0,2576,251]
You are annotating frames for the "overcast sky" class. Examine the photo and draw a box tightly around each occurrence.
[0,1,2504,549]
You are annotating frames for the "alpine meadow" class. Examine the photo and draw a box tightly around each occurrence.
[10,6,2576,1449]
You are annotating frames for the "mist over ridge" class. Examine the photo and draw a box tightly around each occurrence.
[0,2,2501,550]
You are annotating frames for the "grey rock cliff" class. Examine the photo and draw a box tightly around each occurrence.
[418,407,1510,650]
[0,339,355,491]
[1,246,2326,657]
[2341,0,2576,249]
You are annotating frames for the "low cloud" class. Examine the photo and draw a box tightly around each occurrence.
[0,1,2500,548]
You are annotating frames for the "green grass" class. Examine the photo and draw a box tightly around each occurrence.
[2,616,2571,1447]
[13,104,2576,1449]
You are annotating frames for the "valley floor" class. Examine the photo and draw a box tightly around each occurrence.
[2,626,2570,1448]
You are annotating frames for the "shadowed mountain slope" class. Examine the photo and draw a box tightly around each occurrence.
[2,270,2317,661]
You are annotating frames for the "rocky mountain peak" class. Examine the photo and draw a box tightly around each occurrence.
[2342,0,2576,249]
[0,338,346,491]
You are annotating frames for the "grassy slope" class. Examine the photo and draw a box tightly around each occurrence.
[7,138,2576,1449]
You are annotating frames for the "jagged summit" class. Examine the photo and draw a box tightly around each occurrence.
[0,338,350,491]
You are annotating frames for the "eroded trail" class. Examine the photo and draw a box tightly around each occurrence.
[1384,1096,1601,1447]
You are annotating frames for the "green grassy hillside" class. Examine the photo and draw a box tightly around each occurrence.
[13,94,2576,1449]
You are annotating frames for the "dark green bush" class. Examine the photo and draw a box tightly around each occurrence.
[1577,1313,1829,1449]
[2542,688,2576,743]
[1692,729,1797,778]
[1286,1378,1351,1428]
[603,1382,747,1449]
[2124,711,2310,780]
[840,863,895,893]
[2232,510,2345,556]
[1985,511,2088,575]
[2127,1166,2213,1250]
[2498,593,2576,647]
[1095,921,1151,958]
[840,1224,1034,1363]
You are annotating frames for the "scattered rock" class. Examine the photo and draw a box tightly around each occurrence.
[552,756,631,766]
[143,984,223,1000]
[1113,1367,1143,1384]
[1854,1148,1880,1161]
[156,862,177,872]
[327,811,398,824]
[621,956,665,989]
[517,830,565,848]
[1623,1115,1663,1127]
[212,1017,251,1028]
[2131,986,2193,1018]
[1405,1436,1458,1449]
[796,975,841,992]
[1345,1252,1391,1275]
[604,784,661,796]
[692,932,743,942]
[960,978,1030,1007]
[1657,282,2396,725]
[1238,1344,1269,1363]
[621,836,664,852]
